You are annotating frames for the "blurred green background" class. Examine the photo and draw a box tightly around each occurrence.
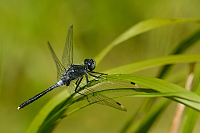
[1,0,200,133]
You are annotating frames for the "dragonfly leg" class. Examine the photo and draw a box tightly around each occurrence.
[88,72,107,79]
[85,74,89,86]
[90,71,107,76]
[74,77,84,95]
[74,76,90,102]
[88,73,100,78]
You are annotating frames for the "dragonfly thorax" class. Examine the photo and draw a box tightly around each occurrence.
[61,64,87,86]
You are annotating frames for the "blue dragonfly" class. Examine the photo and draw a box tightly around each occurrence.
[18,25,128,111]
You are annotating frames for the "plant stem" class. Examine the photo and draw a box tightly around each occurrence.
[169,63,195,133]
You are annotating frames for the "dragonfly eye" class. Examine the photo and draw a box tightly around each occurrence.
[84,59,96,71]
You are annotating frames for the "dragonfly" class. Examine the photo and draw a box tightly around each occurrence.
[17,25,127,111]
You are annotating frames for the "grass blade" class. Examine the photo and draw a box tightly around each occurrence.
[179,74,200,132]
[158,28,200,78]
[95,18,200,65]
[105,74,200,111]
[134,99,170,133]
[27,74,200,132]
[106,54,200,74]
[26,90,71,133]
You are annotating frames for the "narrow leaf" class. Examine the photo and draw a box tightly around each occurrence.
[106,54,200,74]
[27,74,200,133]
[134,99,170,133]
[158,28,200,78]
[179,75,200,132]
[95,18,200,65]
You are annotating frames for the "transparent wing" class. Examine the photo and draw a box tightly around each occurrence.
[86,88,127,111]
[48,42,66,80]
[84,80,137,111]
[62,24,73,68]
[73,76,137,111]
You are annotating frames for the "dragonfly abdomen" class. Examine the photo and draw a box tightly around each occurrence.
[17,84,59,110]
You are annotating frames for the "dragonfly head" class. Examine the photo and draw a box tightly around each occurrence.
[84,59,96,71]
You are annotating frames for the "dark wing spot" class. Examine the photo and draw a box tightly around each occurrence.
[116,102,122,105]
[130,82,135,85]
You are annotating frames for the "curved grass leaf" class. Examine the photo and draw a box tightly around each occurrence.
[59,73,200,119]
[120,98,155,132]
[106,74,200,111]
[179,75,200,132]
[26,90,71,133]
[120,98,169,133]
[94,18,200,65]
[133,99,170,133]
[180,107,199,133]
[106,54,200,74]
[158,28,200,78]
[27,74,200,133]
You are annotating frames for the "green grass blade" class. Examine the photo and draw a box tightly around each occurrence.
[120,98,156,132]
[179,75,200,133]
[105,74,200,111]
[180,108,199,133]
[158,28,200,78]
[106,54,200,74]
[94,18,200,65]
[133,99,170,133]
[26,90,71,133]
[26,74,200,132]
